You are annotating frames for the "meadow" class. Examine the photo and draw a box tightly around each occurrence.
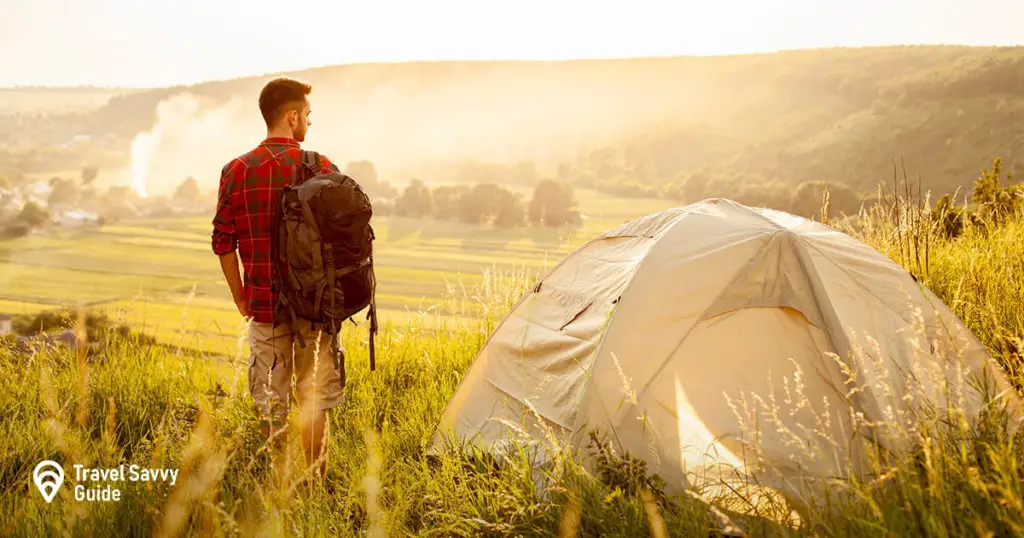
[0,188,677,356]
[1,188,1023,537]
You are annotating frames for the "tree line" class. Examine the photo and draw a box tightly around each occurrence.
[388,178,580,228]
[361,156,867,222]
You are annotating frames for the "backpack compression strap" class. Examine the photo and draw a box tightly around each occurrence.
[368,260,378,371]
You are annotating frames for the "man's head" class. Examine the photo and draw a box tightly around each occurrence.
[259,76,313,142]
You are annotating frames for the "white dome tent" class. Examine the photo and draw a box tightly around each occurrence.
[430,198,1023,506]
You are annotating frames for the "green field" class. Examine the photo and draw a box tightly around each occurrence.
[0,188,678,355]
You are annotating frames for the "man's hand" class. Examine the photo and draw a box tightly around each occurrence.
[218,251,250,320]
[235,296,252,319]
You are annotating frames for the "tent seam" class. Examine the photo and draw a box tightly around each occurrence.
[634,231,780,400]
[568,204,723,449]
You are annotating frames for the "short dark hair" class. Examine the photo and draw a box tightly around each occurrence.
[258,76,312,127]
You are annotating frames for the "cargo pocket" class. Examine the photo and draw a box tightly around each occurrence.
[247,326,279,405]
[247,345,269,405]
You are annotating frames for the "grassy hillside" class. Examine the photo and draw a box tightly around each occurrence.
[1,190,1023,536]
[8,45,1021,205]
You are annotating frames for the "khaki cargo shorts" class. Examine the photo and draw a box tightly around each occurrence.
[247,318,346,421]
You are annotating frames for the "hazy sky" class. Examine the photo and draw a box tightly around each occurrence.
[1,0,1021,87]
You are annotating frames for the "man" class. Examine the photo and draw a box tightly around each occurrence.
[211,76,343,480]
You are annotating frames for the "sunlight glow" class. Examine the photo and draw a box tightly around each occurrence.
[1,0,1022,87]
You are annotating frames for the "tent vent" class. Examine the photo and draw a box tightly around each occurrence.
[559,301,594,331]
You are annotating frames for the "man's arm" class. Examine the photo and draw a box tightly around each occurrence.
[218,252,250,318]
[319,154,341,174]
[211,161,250,318]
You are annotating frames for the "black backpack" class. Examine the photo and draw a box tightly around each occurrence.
[270,150,378,371]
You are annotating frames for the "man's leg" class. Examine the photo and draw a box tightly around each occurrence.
[248,321,294,461]
[301,406,329,479]
[293,320,346,481]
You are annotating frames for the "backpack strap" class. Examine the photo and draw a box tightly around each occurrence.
[367,257,378,371]
[300,150,322,178]
[277,291,306,349]
[325,243,344,377]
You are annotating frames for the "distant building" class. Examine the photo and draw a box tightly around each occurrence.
[26,181,50,196]
[0,191,23,220]
[58,209,100,228]
[24,181,50,205]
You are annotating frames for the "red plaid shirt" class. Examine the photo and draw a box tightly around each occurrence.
[211,137,338,323]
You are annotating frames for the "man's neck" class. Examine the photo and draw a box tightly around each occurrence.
[266,129,296,141]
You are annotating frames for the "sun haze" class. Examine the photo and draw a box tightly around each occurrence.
[1,0,1023,87]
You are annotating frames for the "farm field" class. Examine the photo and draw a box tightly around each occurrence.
[0,188,679,356]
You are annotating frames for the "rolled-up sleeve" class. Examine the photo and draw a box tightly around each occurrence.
[212,161,239,255]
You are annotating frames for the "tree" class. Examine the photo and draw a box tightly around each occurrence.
[528,179,577,227]
[2,222,30,238]
[78,186,99,207]
[81,166,98,186]
[372,200,395,217]
[671,172,710,202]
[106,185,141,204]
[395,179,433,218]
[597,175,658,198]
[346,160,398,199]
[174,177,201,202]
[971,158,1020,226]
[587,148,622,184]
[574,171,597,188]
[147,195,174,218]
[431,185,471,220]
[17,201,49,227]
[792,181,863,220]
[457,184,498,224]
[345,160,379,186]
[47,178,79,208]
[557,163,573,182]
[456,183,516,225]
[734,182,793,211]
[627,153,659,185]
[493,191,526,228]
[513,161,539,185]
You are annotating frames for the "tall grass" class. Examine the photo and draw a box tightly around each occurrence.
[1,198,1023,536]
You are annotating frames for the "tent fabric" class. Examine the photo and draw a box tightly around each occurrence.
[430,198,1024,502]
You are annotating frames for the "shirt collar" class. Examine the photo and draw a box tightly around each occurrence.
[261,137,300,148]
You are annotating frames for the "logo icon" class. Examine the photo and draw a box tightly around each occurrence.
[33,460,64,503]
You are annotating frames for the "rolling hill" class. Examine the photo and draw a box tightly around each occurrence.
[3,45,1023,203]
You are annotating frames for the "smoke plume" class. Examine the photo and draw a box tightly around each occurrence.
[129,129,159,198]
[124,93,255,198]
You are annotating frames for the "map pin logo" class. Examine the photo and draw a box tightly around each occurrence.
[33,460,65,503]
